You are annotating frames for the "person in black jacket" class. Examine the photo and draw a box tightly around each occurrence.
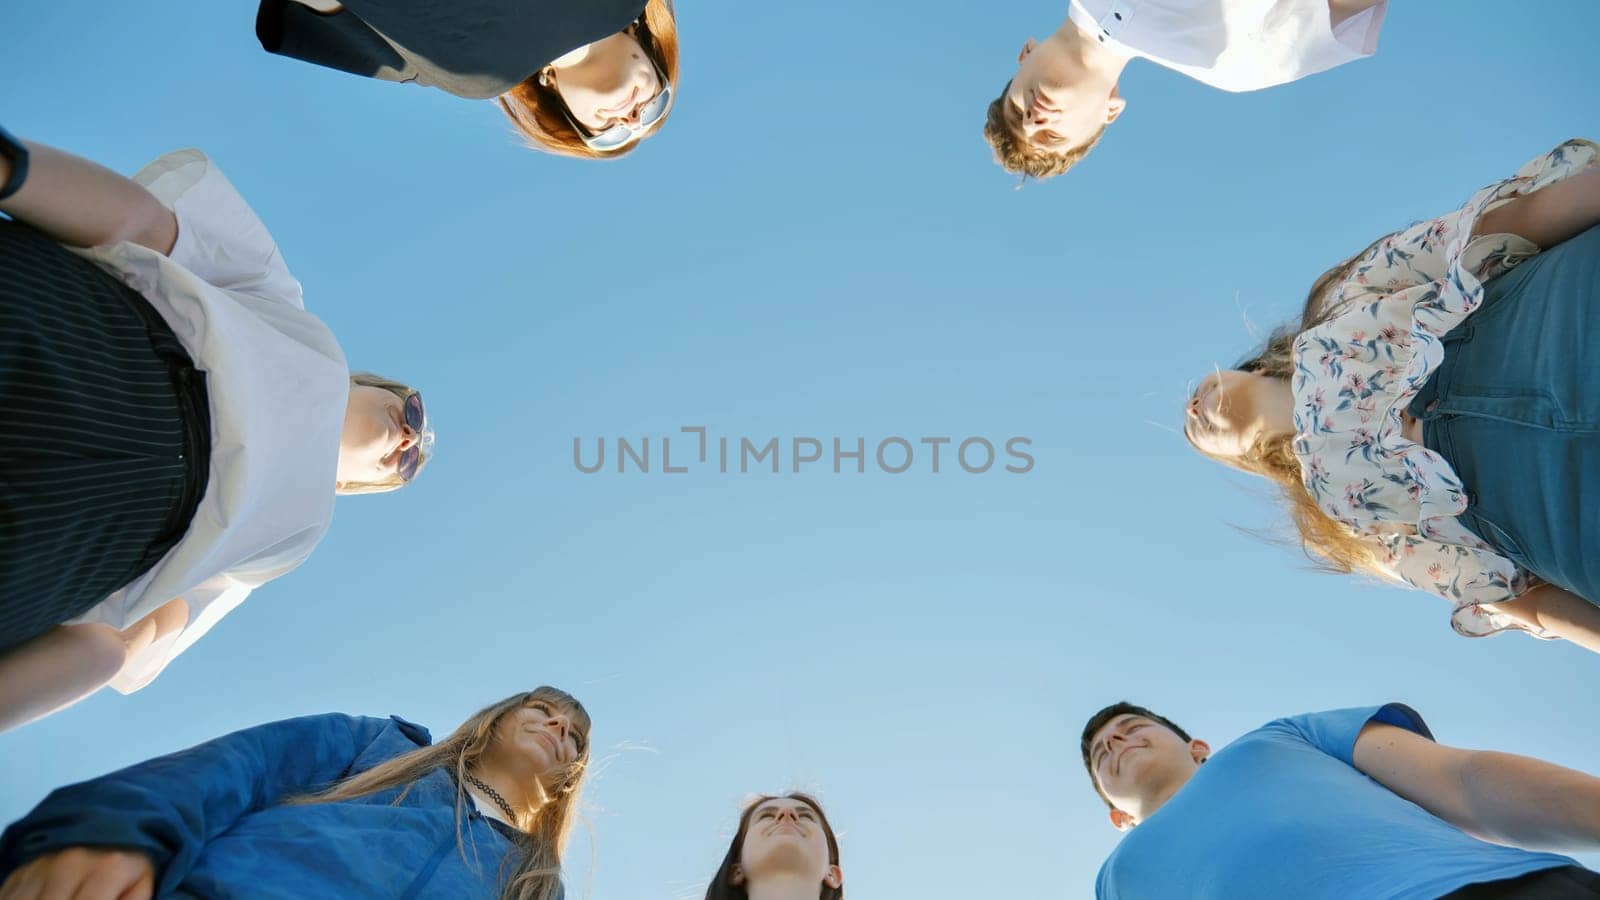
[257,0,679,158]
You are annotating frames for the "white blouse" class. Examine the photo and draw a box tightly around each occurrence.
[1068,0,1385,93]
[65,150,350,691]
[1291,139,1599,639]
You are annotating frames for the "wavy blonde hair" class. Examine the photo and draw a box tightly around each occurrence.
[296,687,591,900]
[1191,233,1401,580]
[497,0,680,159]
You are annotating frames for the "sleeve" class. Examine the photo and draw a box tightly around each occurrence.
[1330,1,1385,56]
[106,577,254,695]
[109,530,321,694]
[1372,532,1548,639]
[131,149,305,309]
[1340,140,1598,343]
[0,714,392,890]
[1271,703,1433,767]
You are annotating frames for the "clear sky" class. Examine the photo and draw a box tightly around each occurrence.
[3,1,1599,897]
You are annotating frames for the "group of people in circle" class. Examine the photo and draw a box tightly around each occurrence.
[1,0,1599,897]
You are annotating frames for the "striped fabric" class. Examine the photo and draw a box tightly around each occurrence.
[0,220,208,653]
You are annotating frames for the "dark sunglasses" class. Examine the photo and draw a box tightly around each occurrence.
[398,392,427,482]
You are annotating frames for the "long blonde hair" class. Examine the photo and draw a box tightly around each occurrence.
[296,687,591,900]
[1196,232,1401,580]
[497,0,680,159]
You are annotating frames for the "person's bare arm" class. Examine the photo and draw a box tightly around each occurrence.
[0,598,189,732]
[1489,583,1600,656]
[1473,165,1600,250]
[1353,722,1600,851]
[0,624,125,733]
[0,138,176,253]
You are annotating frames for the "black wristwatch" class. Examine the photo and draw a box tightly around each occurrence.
[0,125,30,202]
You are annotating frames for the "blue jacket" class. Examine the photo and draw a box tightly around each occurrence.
[0,714,539,899]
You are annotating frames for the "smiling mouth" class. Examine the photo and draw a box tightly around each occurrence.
[1195,381,1219,423]
[530,730,560,758]
[1109,744,1133,776]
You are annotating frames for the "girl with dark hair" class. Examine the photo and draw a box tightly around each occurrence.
[256,0,680,159]
[0,687,589,900]
[0,131,434,730]
[705,793,844,900]
[1182,138,1600,653]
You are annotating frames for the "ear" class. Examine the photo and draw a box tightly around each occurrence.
[1017,37,1038,64]
[1105,95,1127,124]
[824,865,843,889]
[1109,808,1136,832]
[1189,739,1211,765]
[730,865,745,887]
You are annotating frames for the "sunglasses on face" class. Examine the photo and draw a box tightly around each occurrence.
[557,50,673,152]
[398,392,426,482]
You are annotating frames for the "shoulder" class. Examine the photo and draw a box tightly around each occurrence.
[387,715,435,747]
[1261,704,1431,765]
[132,149,304,309]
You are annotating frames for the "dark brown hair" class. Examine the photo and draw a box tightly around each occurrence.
[982,80,1110,180]
[704,793,843,900]
[1080,702,1192,808]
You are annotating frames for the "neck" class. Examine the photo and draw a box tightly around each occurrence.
[747,874,825,900]
[468,760,544,822]
[1129,766,1196,822]
[1056,16,1131,84]
[1258,375,1298,441]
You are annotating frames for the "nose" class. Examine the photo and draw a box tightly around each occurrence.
[775,807,799,823]
[546,712,571,737]
[397,422,418,450]
[1186,393,1201,419]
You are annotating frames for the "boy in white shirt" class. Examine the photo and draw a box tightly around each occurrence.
[982,0,1386,179]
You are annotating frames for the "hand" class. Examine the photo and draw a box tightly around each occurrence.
[0,848,155,900]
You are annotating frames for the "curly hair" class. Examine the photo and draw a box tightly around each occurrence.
[982,80,1110,180]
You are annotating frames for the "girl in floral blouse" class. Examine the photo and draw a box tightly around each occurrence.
[1184,139,1600,653]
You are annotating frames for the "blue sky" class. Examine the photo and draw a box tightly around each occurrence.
[3,1,1600,896]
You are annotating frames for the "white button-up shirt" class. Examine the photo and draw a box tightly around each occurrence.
[1068,0,1385,92]
[65,150,350,691]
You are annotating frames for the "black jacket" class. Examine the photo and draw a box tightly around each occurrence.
[256,0,649,99]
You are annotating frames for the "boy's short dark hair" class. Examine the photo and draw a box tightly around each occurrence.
[1080,702,1193,808]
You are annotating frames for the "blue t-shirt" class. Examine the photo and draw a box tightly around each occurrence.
[1096,704,1580,900]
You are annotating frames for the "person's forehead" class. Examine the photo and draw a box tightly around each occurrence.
[754,797,813,814]
[1092,713,1149,744]
[525,693,592,732]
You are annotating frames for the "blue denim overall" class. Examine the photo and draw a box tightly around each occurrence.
[1407,224,1600,605]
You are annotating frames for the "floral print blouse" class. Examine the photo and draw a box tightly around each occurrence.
[1291,139,1599,639]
